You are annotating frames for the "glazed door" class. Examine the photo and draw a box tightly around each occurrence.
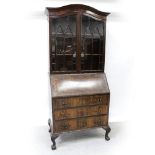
[50,15,77,73]
[80,15,105,72]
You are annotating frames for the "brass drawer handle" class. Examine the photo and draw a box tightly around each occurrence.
[97,106,102,114]
[81,121,87,128]
[98,98,102,102]
[77,110,85,117]
[78,120,87,128]
[63,125,68,129]
[59,111,69,119]
[62,102,68,107]
[94,119,103,126]
[60,123,70,130]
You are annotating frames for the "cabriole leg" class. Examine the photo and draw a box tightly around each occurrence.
[51,134,59,150]
[103,126,111,141]
[48,118,51,132]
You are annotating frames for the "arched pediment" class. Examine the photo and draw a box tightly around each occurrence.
[46,4,110,20]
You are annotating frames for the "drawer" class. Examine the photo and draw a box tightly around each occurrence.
[54,104,108,120]
[54,115,108,133]
[53,94,109,110]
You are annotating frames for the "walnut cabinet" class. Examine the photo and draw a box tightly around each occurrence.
[46,4,111,150]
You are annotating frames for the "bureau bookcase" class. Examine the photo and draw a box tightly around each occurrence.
[46,4,111,150]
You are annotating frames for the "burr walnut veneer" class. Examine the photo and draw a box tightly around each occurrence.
[46,4,111,150]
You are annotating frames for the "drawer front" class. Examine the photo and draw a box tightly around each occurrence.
[54,115,108,133]
[54,104,108,120]
[53,94,109,110]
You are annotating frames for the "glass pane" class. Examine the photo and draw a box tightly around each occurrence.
[81,15,104,71]
[50,15,76,72]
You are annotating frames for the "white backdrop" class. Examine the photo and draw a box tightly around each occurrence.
[0,0,155,155]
